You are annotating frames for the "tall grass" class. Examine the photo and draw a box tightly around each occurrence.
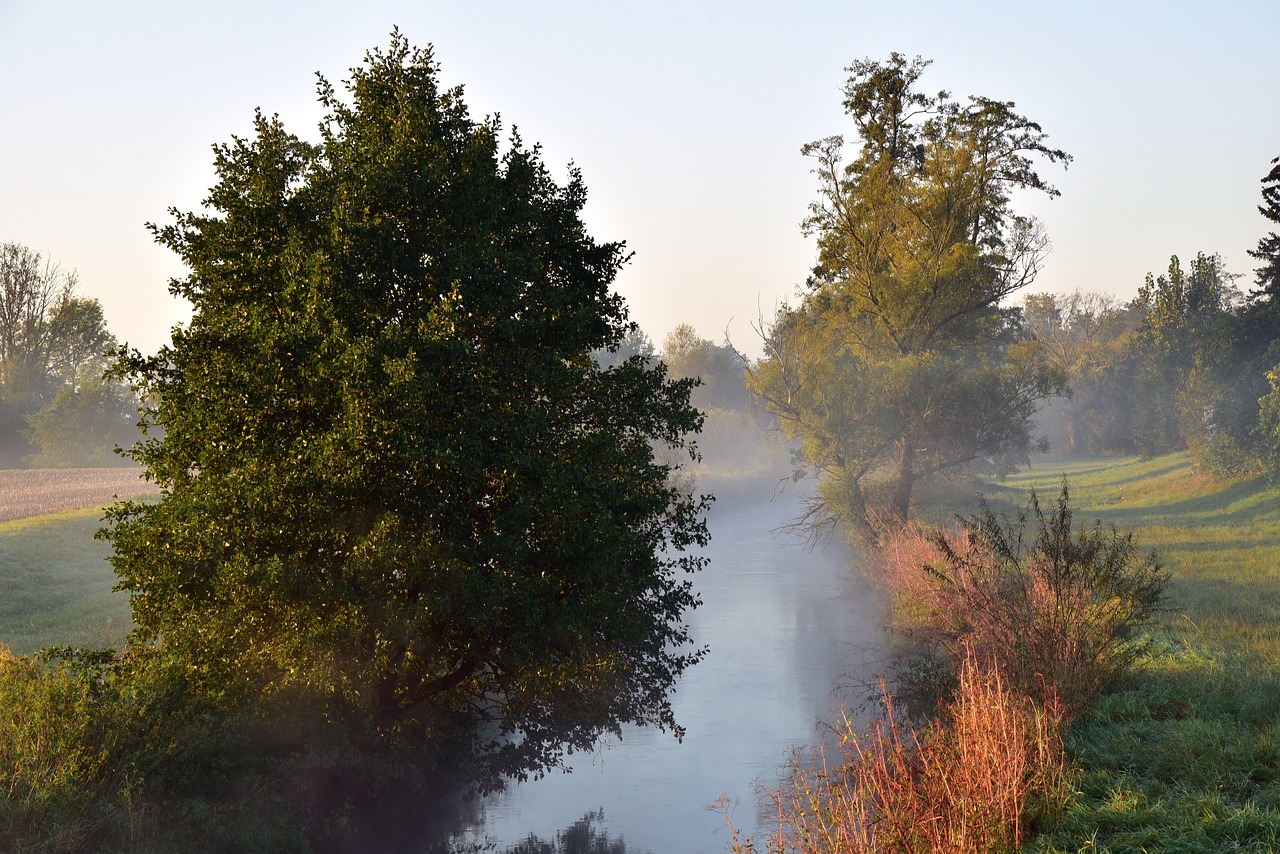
[721,651,1066,853]
[725,484,1162,852]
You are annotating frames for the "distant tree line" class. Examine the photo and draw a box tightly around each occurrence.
[0,243,137,468]
[747,54,1280,534]
[594,322,751,415]
[1026,157,1280,482]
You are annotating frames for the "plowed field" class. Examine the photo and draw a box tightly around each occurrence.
[0,468,160,522]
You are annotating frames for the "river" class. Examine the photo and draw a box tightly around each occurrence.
[458,493,887,853]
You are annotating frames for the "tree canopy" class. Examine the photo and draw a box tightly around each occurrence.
[104,33,709,788]
[750,54,1067,528]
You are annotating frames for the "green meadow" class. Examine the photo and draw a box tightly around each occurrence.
[6,456,1280,850]
[0,508,131,656]
[967,454,1280,852]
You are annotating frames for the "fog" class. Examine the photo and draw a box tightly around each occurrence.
[450,430,888,853]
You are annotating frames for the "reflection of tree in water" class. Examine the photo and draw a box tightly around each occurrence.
[503,810,641,854]
[444,810,643,854]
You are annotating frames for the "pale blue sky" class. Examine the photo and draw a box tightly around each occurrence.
[2,1,1276,357]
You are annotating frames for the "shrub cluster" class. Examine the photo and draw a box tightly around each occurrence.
[880,485,1167,716]
[0,647,366,852]
[727,484,1166,853]
[0,646,122,852]
[721,650,1067,853]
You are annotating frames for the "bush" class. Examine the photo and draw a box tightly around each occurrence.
[721,650,1067,853]
[0,646,124,851]
[0,647,313,853]
[876,484,1167,716]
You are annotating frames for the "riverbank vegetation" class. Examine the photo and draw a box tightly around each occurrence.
[7,33,1280,852]
[719,54,1280,851]
[727,454,1280,852]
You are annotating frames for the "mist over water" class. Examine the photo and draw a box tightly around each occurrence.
[466,491,888,853]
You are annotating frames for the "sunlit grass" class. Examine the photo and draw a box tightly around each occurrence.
[937,453,1280,851]
[0,468,156,655]
[0,508,131,655]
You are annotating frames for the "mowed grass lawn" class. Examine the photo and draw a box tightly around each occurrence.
[957,454,1280,852]
[0,469,156,656]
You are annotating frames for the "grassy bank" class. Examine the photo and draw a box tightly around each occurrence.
[967,454,1280,851]
[8,456,1280,850]
[0,508,131,655]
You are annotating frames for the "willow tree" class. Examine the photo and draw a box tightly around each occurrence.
[751,55,1068,528]
[103,34,708,788]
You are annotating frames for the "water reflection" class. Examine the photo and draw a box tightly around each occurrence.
[465,495,886,854]
[502,810,641,854]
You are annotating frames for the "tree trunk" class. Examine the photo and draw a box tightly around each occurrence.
[845,476,877,541]
[890,438,916,520]
[1067,404,1083,455]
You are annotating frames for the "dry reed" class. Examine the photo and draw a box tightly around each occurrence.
[721,649,1066,853]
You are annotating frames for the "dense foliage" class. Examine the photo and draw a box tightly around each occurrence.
[750,54,1068,528]
[103,33,709,790]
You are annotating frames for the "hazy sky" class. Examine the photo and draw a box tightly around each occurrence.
[2,1,1277,358]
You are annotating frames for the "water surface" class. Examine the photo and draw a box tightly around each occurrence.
[469,495,887,853]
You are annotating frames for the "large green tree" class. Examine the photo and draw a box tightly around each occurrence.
[750,54,1068,527]
[104,34,708,788]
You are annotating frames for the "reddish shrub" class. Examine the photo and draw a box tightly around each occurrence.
[719,650,1066,853]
